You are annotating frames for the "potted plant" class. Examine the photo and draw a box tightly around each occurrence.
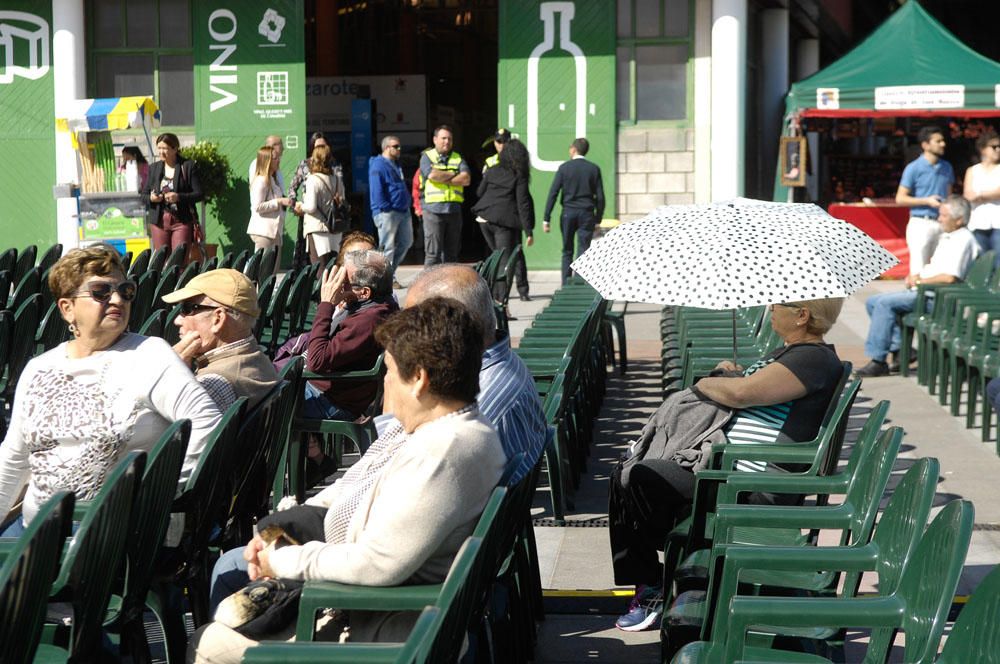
[179,141,232,258]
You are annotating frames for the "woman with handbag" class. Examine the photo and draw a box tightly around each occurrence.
[143,132,203,253]
[246,145,292,278]
[297,144,346,273]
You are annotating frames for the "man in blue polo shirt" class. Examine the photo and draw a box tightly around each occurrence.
[896,125,955,276]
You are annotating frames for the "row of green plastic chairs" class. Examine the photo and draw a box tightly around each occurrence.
[896,250,1000,451]
[655,305,991,663]
[0,355,306,663]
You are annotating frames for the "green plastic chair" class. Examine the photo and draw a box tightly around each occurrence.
[127,268,161,333]
[35,452,143,662]
[176,259,202,289]
[0,247,16,275]
[1,294,41,403]
[0,492,73,664]
[672,499,975,664]
[126,248,152,279]
[8,265,41,314]
[11,244,37,287]
[243,249,265,283]
[35,243,63,276]
[101,420,190,663]
[231,249,252,273]
[36,302,71,353]
[258,268,294,355]
[670,457,938,661]
[243,606,441,663]
[151,265,181,313]
[663,424,903,655]
[164,242,189,271]
[935,563,1000,664]
[147,245,170,273]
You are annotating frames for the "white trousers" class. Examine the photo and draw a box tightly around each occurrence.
[905,216,942,276]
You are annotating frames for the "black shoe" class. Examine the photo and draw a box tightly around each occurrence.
[887,351,917,374]
[855,360,890,378]
[519,294,532,302]
[305,454,337,489]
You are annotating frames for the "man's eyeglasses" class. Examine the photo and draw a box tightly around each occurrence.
[179,301,220,317]
[388,144,401,150]
[770,303,802,312]
[72,281,137,304]
[988,144,1000,150]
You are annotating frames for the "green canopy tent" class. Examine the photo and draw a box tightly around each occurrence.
[774,0,1000,201]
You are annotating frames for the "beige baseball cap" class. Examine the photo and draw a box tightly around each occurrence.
[162,268,260,317]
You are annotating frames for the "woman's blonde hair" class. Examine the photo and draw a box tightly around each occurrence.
[254,146,274,179]
[787,297,844,335]
[309,145,333,175]
[49,245,124,299]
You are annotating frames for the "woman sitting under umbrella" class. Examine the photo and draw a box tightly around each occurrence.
[609,297,844,632]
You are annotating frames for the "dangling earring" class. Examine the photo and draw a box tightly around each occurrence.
[68,322,80,337]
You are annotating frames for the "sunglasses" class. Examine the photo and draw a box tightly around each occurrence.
[72,281,137,303]
[770,303,802,312]
[989,145,1000,150]
[179,301,220,317]
[388,144,401,149]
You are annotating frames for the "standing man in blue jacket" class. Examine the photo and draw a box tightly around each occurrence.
[369,135,413,283]
[543,137,605,284]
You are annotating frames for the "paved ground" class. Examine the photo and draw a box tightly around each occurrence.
[466,268,1000,663]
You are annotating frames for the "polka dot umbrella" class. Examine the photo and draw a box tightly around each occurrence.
[571,198,898,309]
[570,199,898,359]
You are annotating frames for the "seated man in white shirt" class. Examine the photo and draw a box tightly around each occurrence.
[856,195,979,377]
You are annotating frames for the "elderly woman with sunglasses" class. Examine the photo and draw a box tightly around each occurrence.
[608,298,845,633]
[0,245,222,537]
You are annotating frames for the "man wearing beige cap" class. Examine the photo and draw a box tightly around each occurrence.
[162,268,279,409]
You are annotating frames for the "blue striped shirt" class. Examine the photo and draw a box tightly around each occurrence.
[478,333,549,484]
[373,333,547,485]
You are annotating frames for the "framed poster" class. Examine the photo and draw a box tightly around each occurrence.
[780,136,807,187]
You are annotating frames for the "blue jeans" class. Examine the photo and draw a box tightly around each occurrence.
[302,381,356,421]
[209,547,252,616]
[374,210,413,272]
[864,289,926,361]
[972,229,1000,267]
[560,208,597,284]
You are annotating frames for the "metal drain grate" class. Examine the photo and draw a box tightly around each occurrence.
[533,517,609,527]
[973,523,1000,531]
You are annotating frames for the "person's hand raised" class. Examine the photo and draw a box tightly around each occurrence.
[173,331,204,364]
[321,265,350,305]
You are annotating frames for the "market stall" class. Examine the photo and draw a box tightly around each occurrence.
[56,96,161,255]
[774,1,1000,277]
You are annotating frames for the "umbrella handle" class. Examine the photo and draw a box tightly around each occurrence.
[732,309,738,366]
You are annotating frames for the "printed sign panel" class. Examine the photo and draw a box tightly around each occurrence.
[78,194,148,240]
[498,0,616,269]
[874,85,965,110]
[193,1,306,255]
[306,75,427,135]
[0,3,57,249]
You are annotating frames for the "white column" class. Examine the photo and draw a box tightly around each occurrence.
[693,0,713,203]
[796,38,820,81]
[711,0,747,201]
[761,9,788,201]
[52,0,87,252]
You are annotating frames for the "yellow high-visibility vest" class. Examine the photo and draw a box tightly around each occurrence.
[423,148,465,204]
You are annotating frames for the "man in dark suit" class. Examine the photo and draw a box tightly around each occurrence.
[543,137,606,284]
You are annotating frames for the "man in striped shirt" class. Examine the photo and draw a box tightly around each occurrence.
[400,264,548,484]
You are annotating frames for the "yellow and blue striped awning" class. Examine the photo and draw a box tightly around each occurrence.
[57,96,161,134]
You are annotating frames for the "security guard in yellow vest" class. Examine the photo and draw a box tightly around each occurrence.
[482,128,511,173]
[419,124,471,265]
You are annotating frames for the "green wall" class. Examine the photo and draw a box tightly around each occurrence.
[0,3,56,251]
[498,0,617,269]
[193,1,306,263]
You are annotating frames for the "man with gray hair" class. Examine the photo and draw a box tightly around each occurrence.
[303,249,398,420]
[369,135,413,281]
[163,268,279,410]
[857,195,979,377]
[401,264,548,483]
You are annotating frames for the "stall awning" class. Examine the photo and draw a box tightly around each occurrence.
[56,96,161,134]
[786,1,1000,116]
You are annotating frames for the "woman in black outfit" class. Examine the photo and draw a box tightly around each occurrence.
[473,138,535,301]
[142,132,203,253]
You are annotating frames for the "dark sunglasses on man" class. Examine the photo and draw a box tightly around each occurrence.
[72,281,137,303]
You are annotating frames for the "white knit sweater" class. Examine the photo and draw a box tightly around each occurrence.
[0,333,222,525]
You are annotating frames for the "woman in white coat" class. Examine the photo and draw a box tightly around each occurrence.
[246,146,292,277]
[296,144,345,273]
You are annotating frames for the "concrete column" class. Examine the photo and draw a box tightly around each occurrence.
[761,9,788,201]
[52,0,87,251]
[711,0,746,201]
[796,38,820,81]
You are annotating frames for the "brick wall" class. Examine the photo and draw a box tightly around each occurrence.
[616,128,696,221]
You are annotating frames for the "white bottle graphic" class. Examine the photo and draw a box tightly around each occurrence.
[125,160,139,192]
[527,2,587,172]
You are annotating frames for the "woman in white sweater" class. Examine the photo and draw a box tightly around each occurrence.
[0,245,222,536]
[188,297,507,662]
[295,144,345,274]
[246,145,292,277]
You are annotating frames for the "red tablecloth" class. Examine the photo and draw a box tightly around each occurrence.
[827,203,909,279]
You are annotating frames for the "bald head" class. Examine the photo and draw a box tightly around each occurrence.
[406,264,497,345]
